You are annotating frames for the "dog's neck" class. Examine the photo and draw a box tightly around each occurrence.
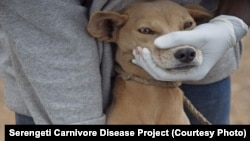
[115,65,181,87]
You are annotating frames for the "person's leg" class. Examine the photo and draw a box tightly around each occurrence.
[15,113,35,125]
[181,77,231,124]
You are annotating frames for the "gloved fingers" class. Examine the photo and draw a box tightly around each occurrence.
[132,46,144,66]
[132,47,153,73]
[140,48,156,68]
[132,47,165,80]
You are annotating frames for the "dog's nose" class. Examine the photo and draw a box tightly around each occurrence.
[174,48,196,63]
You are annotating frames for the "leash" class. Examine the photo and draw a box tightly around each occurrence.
[183,95,212,125]
[115,65,212,125]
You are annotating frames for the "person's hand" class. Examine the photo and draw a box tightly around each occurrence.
[132,15,248,81]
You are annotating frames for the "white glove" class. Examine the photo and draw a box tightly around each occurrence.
[132,15,248,81]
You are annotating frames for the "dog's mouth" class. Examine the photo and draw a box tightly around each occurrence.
[165,63,198,71]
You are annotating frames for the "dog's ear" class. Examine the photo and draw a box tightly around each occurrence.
[184,4,214,25]
[87,11,128,42]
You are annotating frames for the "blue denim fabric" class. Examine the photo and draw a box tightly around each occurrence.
[182,77,231,125]
[15,113,35,125]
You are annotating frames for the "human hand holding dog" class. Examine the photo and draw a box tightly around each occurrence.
[132,15,248,81]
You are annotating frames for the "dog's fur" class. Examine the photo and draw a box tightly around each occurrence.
[87,0,213,124]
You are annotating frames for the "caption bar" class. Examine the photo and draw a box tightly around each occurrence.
[5,125,250,139]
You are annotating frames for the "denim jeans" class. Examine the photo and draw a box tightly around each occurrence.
[182,77,231,125]
[15,113,35,125]
[15,77,231,125]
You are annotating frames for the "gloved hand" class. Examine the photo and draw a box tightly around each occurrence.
[132,15,248,81]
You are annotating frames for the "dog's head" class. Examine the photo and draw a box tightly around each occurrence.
[87,0,213,79]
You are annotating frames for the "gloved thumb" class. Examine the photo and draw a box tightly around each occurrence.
[154,31,201,49]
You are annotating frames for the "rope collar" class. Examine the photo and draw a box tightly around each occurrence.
[115,65,181,88]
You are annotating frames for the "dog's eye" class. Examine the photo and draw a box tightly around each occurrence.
[183,21,193,30]
[138,27,155,35]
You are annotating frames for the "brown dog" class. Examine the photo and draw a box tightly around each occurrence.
[87,0,213,124]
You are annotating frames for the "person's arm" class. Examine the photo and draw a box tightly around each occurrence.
[215,0,250,26]
[0,0,107,124]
